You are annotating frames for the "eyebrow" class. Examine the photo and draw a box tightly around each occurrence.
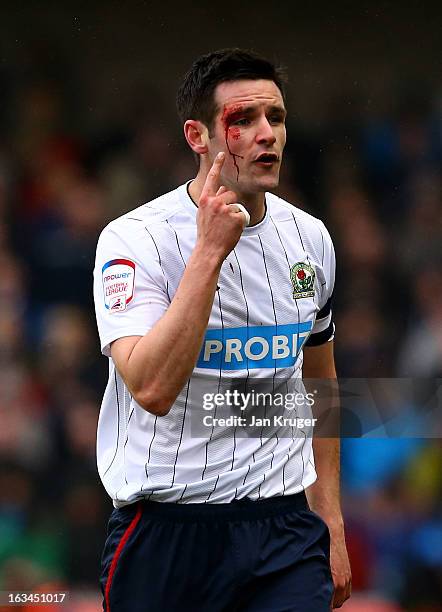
[267,105,287,117]
[224,105,287,119]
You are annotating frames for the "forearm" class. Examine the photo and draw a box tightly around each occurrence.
[306,437,344,532]
[123,246,221,414]
[111,153,246,416]
[303,330,352,606]
[303,342,344,531]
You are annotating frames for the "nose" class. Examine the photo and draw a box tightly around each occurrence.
[256,117,276,146]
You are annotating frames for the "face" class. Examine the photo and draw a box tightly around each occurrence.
[207,79,287,195]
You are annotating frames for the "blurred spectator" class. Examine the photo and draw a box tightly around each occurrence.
[397,267,442,377]
[37,304,106,397]
[21,176,107,309]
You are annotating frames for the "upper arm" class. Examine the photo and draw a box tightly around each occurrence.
[93,222,169,357]
[303,340,336,379]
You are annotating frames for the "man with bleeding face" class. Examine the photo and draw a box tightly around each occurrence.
[95,49,351,611]
[186,78,287,223]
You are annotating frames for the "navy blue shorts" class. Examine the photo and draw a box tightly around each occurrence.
[100,492,333,612]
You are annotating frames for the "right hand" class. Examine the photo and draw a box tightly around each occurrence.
[196,152,246,263]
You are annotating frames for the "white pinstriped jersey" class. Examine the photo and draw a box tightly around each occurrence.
[93,183,335,507]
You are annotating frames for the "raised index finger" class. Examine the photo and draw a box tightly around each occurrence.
[200,152,225,200]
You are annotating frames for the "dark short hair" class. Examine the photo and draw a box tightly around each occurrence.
[176,48,287,133]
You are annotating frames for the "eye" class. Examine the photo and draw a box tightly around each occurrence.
[231,117,250,126]
[268,115,285,125]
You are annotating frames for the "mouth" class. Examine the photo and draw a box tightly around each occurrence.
[253,153,280,166]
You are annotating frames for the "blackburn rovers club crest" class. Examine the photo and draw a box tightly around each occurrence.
[290,263,315,299]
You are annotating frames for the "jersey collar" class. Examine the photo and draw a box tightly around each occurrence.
[178,181,270,236]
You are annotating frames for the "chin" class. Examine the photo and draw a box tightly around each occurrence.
[257,176,280,191]
[237,173,280,195]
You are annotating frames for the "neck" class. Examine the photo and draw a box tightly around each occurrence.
[188,170,266,226]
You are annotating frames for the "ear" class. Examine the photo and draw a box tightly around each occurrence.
[184,120,210,155]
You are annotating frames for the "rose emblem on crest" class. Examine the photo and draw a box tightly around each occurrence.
[290,263,315,299]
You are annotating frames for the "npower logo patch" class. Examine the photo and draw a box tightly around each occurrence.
[197,322,313,370]
[102,258,135,312]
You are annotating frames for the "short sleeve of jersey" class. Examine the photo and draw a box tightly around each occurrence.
[305,221,336,347]
[93,220,170,357]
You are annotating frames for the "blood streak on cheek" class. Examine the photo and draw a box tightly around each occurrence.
[221,105,244,181]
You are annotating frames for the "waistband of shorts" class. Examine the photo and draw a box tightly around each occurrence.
[120,491,308,522]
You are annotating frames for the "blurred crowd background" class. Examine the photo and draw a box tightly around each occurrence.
[0,2,440,611]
